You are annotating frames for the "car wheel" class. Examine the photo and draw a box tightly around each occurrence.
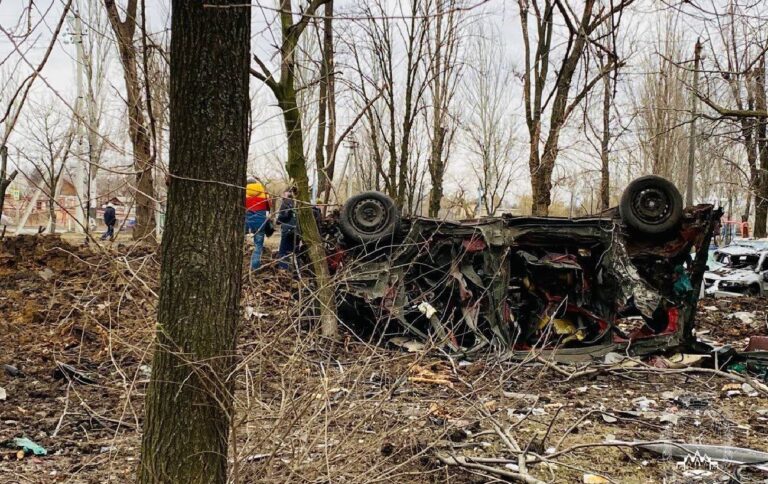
[748,284,761,297]
[619,175,683,235]
[339,191,400,245]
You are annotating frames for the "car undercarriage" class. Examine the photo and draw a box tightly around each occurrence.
[318,177,721,360]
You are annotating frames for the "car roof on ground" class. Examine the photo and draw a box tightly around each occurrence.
[715,244,763,256]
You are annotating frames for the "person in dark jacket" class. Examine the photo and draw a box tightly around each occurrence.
[101,202,116,241]
[276,187,297,270]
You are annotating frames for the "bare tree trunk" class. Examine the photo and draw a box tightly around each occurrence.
[600,61,611,210]
[754,61,768,238]
[104,0,155,241]
[281,92,338,339]
[138,1,249,482]
[428,127,446,217]
[316,0,336,202]
[252,0,337,338]
[0,146,18,223]
[48,189,56,234]
[686,40,702,206]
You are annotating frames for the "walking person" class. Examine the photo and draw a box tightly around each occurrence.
[101,202,116,241]
[245,179,272,269]
[276,187,297,271]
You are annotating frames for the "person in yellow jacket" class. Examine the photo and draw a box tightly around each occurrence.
[245,179,272,269]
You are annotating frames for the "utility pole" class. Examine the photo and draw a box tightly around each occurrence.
[69,2,100,236]
[686,39,702,206]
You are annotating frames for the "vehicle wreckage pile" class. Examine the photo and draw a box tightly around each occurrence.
[326,176,722,359]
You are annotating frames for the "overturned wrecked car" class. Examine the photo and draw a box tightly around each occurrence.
[319,176,721,359]
[704,244,768,297]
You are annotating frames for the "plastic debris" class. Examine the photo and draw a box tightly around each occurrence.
[729,312,756,325]
[728,362,747,373]
[417,301,437,319]
[742,383,760,397]
[676,394,710,409]
[601,413,618,423]
[632,396,656,411]
[663,353,708,369]
[11,437,47,456]
[0,386,6,401]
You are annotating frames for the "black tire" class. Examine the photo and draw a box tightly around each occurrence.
[339,191,400,245]
[619,175,683,235]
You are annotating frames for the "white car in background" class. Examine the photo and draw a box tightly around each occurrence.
[704,244,768,296]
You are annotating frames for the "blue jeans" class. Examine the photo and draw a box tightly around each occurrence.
[246,210,268,269]
[277,224,296,270]
[101,224,114,240]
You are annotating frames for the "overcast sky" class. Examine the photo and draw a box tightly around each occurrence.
[0,0,732,207]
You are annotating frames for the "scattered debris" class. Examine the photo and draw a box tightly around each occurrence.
[0,386,6,401]
[659,413,679,425]
[729,312,757,325]
[244,306,268,320]
[9,437,48,456]
[600,413,618,424]
[676,394,711,409]
[582,473,609,484]
[408,363,455,389]
[389,337,426,353]
[3,364,24,377]
[36,268,54,281]
[746,335,768,351]
[632,396,656,411]
[53,361,97,385]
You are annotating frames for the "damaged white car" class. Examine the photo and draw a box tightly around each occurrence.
[704,245,768,297]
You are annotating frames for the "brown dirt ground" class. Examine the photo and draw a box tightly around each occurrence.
[0,235,766,483]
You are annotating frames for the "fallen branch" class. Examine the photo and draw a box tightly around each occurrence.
[436,453,546,484]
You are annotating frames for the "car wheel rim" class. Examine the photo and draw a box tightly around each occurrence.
[632,187,671,224]
[352,199,388,234]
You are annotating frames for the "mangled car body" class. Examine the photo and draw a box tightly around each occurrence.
[704,245,768,297]
[321,176,721,358]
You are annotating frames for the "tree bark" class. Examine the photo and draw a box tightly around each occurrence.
[754,61,768,238]
[48,195,56,234]
[600,61,611,210]
[685,40,701,206]
[251,0,337,338]
[0,146,18,223]
[316,0,336,201]
[104,0,155,241]
[138,1,250,483]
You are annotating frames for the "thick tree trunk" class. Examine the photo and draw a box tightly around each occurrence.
[428,127,446,217]
[531,142,556,216]
[138,2,250,483]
